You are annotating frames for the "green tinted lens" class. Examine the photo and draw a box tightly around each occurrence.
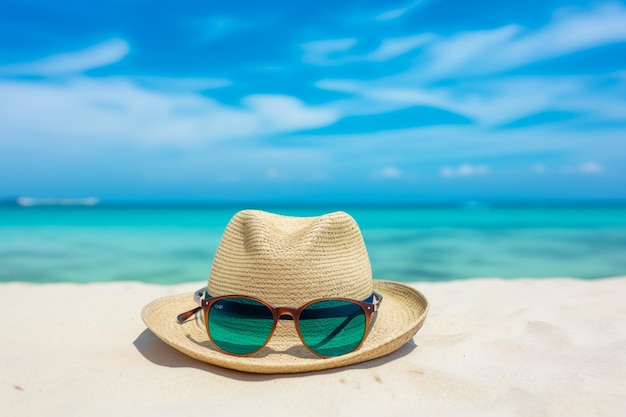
[298,300,366,357]
[207,297,274,355]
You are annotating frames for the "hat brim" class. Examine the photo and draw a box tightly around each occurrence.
[141,280,428,374]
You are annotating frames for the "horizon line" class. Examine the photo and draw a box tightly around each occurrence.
[2,196,626,209]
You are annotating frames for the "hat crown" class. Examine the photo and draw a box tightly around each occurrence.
[207,210,373,306]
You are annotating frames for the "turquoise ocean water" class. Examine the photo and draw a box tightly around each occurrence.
[1,206,625,284]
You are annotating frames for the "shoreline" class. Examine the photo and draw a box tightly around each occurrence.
[2,277,626,416]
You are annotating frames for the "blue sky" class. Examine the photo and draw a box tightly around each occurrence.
[1,0,625,203]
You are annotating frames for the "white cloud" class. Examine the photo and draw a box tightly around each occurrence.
[374,1,425,21]
[135,76,232,91]
[242,95,337,132]
[375,8,407,21]
[441,163,490,178]
[301,38,358,65]
[0,39,129,76]
[287,123,622,181]
[266,168,280,179]
[318,75,587,126]
[365,35,433,61]
[311,2,626,128]
[502,2,626,68]
[381,166,402,178]
[422,2,626,79]
[561,161,605,175]
[0,77,338,147]
[302,34,433,65]
[0,39,339,152]
[440,166,454,178]
[448,77,579,125]
[424,25,521,78]
[315,79,361,94]
[305,3,626,72]
[319,62,626,127]
[532,163,546,174]
[580,161,604,174]
[561,162,605,174]
[315,80,438,118]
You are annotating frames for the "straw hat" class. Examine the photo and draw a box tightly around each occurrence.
[142,210,429,374]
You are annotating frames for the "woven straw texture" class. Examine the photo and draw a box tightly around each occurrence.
[141,210,429,373]
[207,210,373,305]
[142,280,429,374]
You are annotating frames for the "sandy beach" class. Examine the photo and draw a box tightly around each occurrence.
[2,277,625,416]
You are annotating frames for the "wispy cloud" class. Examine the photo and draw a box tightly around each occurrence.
[266,168,280,179]
[301,38,358,65]
[562,161,605,174]
[242,94,338,132]
[309,1,626,78]
[134,76,232,92]
[0,36,339,147]
[303,35,433,65]
[0,39,129,76]
[0,77,338,147]
[381,166,402,178]
[440,163,490,178]
[305,2,626,73]
[1,1,624,201]
[318,74,592,126]
[374,0,427,21]
[316,3,626,128]
[364,35,433,62]
[532,163,547,174]
[422,1,626,79]
[422,25,522,79]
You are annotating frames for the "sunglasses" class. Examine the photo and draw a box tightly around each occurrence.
[177,288,383,358]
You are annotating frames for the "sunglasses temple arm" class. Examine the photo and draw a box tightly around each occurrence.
[176,306,202,324]
[367,292,383,334]
[367,310,379,334]
[176,287,209,323]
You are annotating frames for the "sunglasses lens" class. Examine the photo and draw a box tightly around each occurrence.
[207,297,274,355]
[298,300,367,357]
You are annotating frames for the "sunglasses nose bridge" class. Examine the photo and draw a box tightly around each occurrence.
[275,306,299,320]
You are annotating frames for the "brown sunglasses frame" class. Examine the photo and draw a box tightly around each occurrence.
[177,290,383,358]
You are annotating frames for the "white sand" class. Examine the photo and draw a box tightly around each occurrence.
[2,278,625,417]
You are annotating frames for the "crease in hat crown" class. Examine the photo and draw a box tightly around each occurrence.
[207,210,373,306]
